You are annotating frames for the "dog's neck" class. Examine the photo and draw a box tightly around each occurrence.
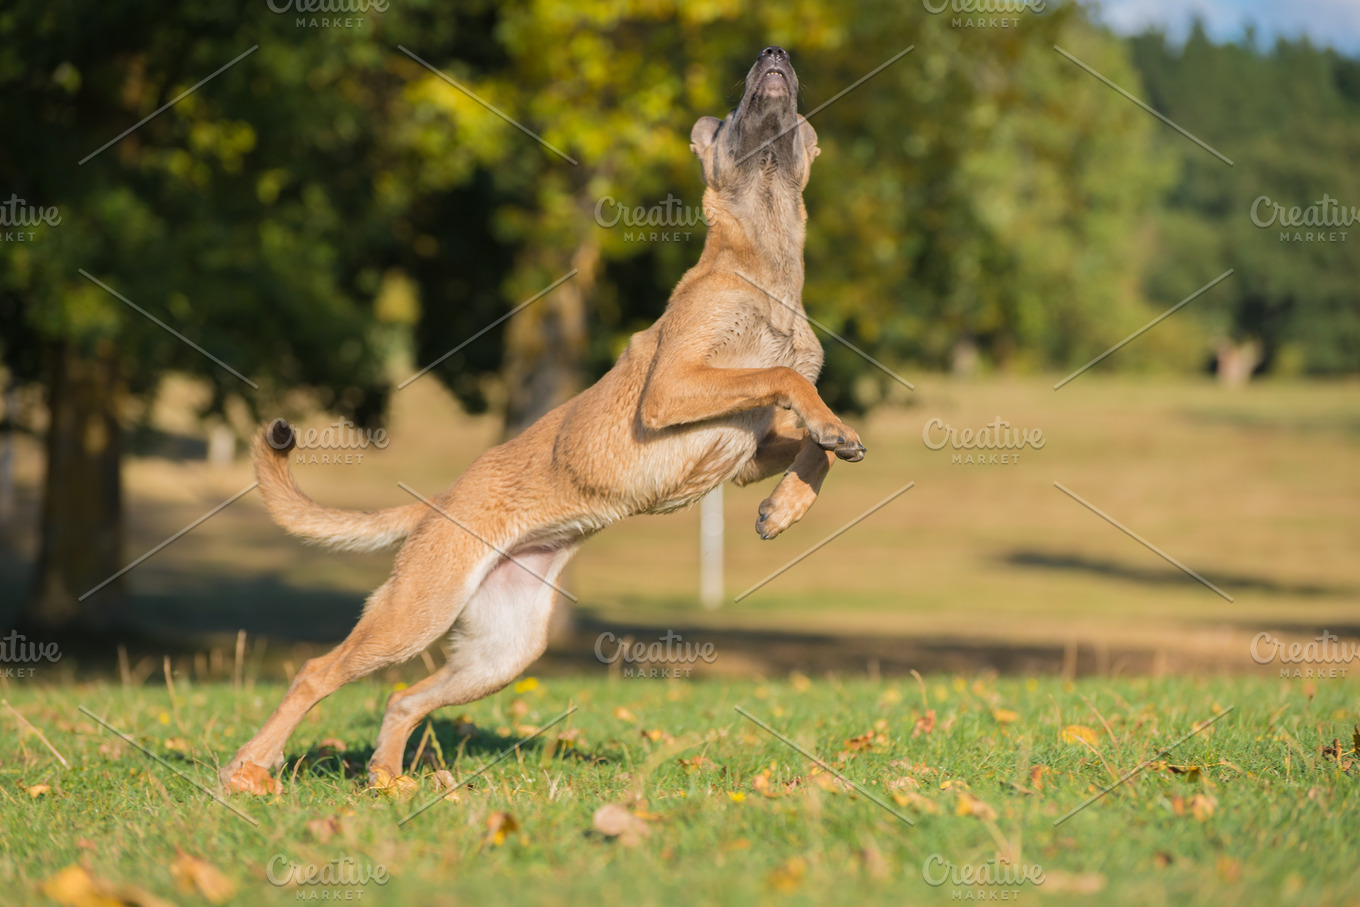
[700,184,807,306]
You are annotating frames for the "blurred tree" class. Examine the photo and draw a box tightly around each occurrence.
[0,2,454,629]
[1129,23,1360,379]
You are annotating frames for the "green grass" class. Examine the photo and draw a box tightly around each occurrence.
[2,673,1357,905]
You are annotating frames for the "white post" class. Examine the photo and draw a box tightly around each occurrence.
[699,485,724,609]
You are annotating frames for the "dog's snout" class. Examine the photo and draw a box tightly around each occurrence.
[761,46,788,60]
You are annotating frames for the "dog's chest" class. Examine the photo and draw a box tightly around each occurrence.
[722,306,824,382]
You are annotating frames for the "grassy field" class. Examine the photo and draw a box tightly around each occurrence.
[3,373,1358,672]
[1,672,1356,905]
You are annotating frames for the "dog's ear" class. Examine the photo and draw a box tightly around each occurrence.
[798,115,820,161]
[690,116,722,158]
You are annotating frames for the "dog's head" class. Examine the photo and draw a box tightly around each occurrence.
[690,46,820,193]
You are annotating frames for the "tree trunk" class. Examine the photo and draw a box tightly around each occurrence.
[501,240,600,440]
[25,341,125,632]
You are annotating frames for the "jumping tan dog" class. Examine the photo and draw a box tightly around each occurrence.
[221,46,865,795]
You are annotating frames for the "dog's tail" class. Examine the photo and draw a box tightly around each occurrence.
[253,419,427,552]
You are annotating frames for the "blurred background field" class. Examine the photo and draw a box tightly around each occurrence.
[2,369,1355,680]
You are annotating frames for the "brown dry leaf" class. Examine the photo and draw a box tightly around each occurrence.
[886,776,920,792]
[767,856,806,892]
[752,771,780,799]
[613,706,637,722]
[954,791,998,821]
[27,783,52,798]
[844,731,887,752]
[1029,765,1051,790]
[912,709,936,738]
[170,850,235,904]
[1061,725,1101,747]
[592,803,650,847]
[1171,792,1217,821]
[484,811,520,847]
[992,708,1019,724]
[41,864,177,907]
[305,815,345,844]
[677,755,710,771]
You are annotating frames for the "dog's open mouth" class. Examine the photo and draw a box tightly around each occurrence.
[758,69,791,94]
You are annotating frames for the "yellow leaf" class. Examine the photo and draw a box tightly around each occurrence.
[485,811,520,847]
[1062,725,1101,746]
[767,856,806,892]
[992,709,1019,724]
[41,864,176,907]
[171,850,236,904]
[27,783,51,798]
[954,791,998,820]
[613,706,636,722]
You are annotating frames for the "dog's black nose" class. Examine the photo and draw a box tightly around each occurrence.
[761,46,788,60]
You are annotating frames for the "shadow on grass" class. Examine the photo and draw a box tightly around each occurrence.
[1000,549,1354,598]
[286,717,605,783]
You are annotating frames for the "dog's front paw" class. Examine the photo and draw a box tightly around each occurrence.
[220,759,282,796]
[756,478,819,540]
[807,418,866,462]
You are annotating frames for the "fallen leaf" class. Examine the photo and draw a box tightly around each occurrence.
[592,803,650,847]
[1029,765,1051,790]
[41,864,177,907]
[912,710,936,738]
[305,815,345,844]
[844,731,887,752]
[954,791,998,821]
[613,706,637,722]
[170,850,236,904]
[767,856,806,892]
[891,790,941,814]
[641,728,675,744]
[27,783,51,798]
[368,767,417,799]
[1061,725,1101,746]
[992,709,1019,724]
[163,738,190,752]
[484,811,520,847]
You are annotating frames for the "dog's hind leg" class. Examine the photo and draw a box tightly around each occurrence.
[219,526,500,795]
[367,543,578,783]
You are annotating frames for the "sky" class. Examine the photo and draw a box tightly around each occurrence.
[1090,0,1360,55]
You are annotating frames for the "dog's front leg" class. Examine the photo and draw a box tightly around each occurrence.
[640,362,865,461]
